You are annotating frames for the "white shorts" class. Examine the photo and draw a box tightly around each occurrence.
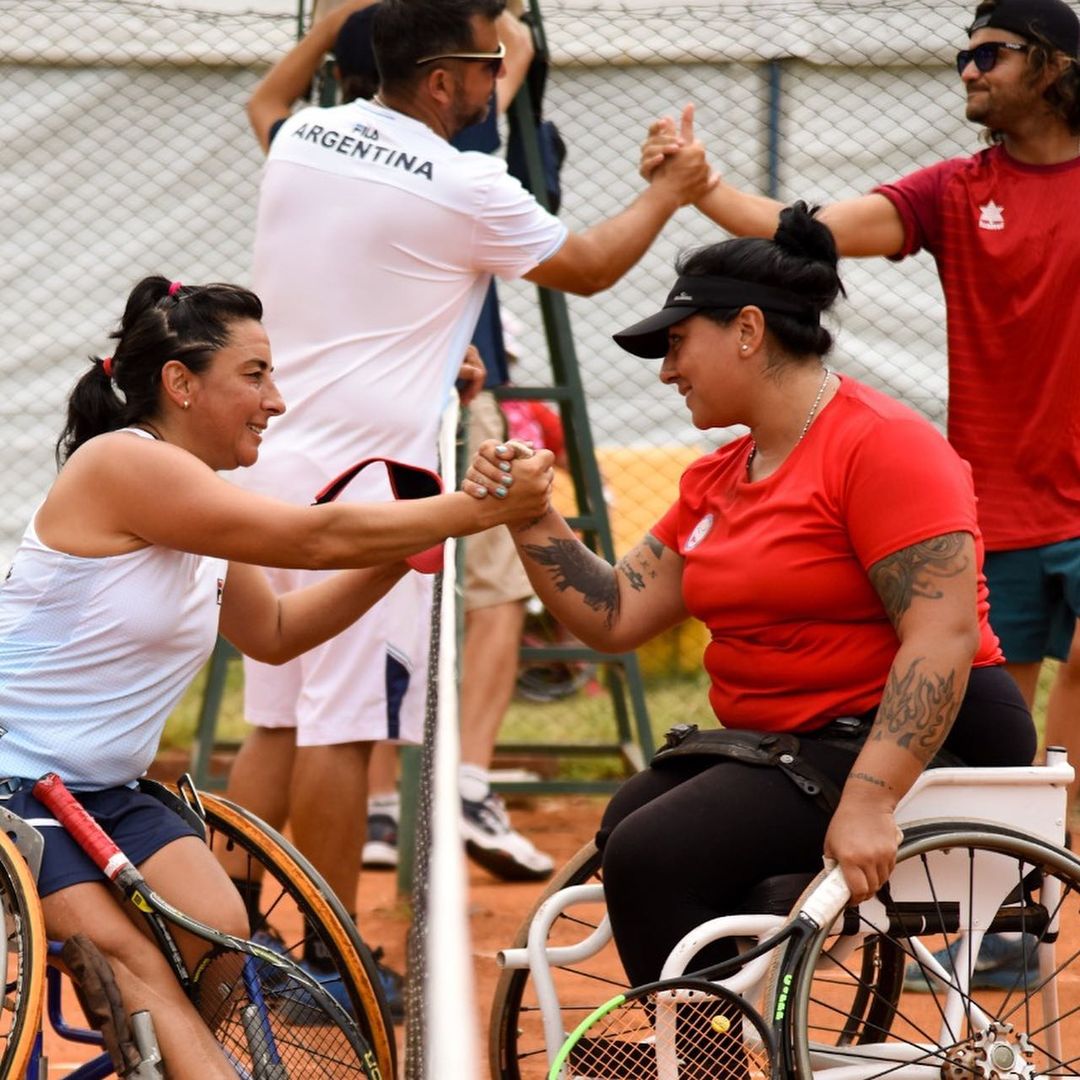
[242,566,433,746]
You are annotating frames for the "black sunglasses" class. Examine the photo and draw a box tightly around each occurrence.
[956,41,1030,75]
[415,41,506,76]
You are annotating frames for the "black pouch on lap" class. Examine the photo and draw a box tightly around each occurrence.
[652,720,967,818]
[650,723,846,814]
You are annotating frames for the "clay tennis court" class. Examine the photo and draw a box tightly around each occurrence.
[39,790,1080,1078]
[37,790,604,1078]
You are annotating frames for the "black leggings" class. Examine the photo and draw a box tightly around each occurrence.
[596,666,1035,987]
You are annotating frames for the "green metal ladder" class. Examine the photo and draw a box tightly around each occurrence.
[187,0,654,794]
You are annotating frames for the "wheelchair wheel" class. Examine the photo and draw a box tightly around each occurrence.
[185,790,397,1080]
[790,823,1080,1080]
[0,827,46,1079]
[490,839,627,1080]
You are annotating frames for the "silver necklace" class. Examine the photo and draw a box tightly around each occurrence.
[746,366,831,474]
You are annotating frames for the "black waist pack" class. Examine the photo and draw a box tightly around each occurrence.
[650,723,849,814]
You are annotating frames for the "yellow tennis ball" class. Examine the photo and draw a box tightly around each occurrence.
[711,1014,731,1034]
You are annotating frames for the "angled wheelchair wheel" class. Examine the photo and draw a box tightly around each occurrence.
[490,840,628,1080]
[0,827,46,1079]
[178,789,397,1080]
[791,824,1080,1080]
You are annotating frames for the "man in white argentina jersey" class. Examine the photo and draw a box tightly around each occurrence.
[226,0,712,1004]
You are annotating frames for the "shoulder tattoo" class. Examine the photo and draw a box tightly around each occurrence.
[869,532,969,626]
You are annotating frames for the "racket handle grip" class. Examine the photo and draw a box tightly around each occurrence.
[33,773,134,882]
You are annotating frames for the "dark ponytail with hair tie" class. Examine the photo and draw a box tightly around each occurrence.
[56,275,263,466]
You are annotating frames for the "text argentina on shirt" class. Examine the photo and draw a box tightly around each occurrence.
[290,122,434,180]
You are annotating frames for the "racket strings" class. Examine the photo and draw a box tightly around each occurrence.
[566,988,771,1080]
[194,951,372,1077]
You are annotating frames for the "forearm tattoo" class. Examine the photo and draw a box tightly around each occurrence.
[522,538,620,628]
[615,533,666,594]
[870,656,959,764]
[849,771,889,790]
[869,532,968,626]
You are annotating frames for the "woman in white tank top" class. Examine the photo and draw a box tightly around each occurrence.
[0,274,553,1078]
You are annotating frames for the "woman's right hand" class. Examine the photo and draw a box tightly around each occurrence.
[464,440,554,525]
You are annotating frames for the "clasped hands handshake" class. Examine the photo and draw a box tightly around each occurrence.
[463,439,554,528]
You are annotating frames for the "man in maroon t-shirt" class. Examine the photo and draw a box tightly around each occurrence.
[644,0,1080,802]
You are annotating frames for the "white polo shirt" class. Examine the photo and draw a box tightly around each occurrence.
[242,97,568,505]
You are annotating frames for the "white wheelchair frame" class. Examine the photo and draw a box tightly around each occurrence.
[497,748,1077,1079]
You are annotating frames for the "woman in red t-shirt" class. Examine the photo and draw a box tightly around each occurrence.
[465,203,1035,988]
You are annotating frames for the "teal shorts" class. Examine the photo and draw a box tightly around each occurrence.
[984,538,1080,663]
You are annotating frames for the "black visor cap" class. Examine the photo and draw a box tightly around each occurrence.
[612,275,819,359]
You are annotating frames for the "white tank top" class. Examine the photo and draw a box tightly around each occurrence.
[0,430,228,789]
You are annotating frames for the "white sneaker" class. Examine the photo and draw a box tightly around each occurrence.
[461,793,554,881]
[361,813,399,870]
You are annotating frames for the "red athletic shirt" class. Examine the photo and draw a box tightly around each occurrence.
[652,378,1002,734]
[874,146,1080,550]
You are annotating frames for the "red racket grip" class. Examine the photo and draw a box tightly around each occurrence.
[33,774,134,882]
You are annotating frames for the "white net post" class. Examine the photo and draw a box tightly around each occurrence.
[404,399,479,1079]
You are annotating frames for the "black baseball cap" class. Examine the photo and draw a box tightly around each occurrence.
[968,0,1080,57]
[612,275,818,359]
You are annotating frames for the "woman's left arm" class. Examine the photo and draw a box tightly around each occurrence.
[218,560,411,664]
[824,531,981,902]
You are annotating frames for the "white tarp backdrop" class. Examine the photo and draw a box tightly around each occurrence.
[1,0,978,564]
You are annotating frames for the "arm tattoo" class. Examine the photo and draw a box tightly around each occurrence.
[849,771,891,791]
[617,527,665,596]
[869,532,968,626]
[870,656,959,764]
[615,533,667,594]
[616,557,645,591]
[522,538,620,628]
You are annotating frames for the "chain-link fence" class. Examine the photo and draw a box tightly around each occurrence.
[2,0,978,562]
[1,0,294,563]
[2,0,978,727]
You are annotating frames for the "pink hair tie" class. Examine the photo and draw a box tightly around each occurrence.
[101,356,114,378]
[168,280,183,297]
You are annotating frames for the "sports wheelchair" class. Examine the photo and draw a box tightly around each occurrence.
[492,748,1080,1080]
[0,778,396,1079]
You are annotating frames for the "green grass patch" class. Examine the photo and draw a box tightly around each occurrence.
[163,652,1057,774]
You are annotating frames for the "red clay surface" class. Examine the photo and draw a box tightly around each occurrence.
[37,793,604,1079]
[38,793,1080,1079]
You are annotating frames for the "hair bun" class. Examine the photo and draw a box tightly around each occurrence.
[773,201,839,270]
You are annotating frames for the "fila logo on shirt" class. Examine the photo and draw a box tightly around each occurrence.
[216,578,225,606]
[978,201,1004,231]
[684,513,714,552]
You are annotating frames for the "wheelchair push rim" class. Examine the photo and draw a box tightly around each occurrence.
[790,823,1080,1080]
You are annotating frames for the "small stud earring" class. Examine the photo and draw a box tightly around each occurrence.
[740,344,749,351]
[182,400,190,410]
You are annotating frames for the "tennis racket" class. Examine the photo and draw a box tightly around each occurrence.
[548,976,775,1080]
[547,865,852,1080]
[34,773,382,1080]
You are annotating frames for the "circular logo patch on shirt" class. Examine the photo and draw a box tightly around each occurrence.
[684,513,714,552]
